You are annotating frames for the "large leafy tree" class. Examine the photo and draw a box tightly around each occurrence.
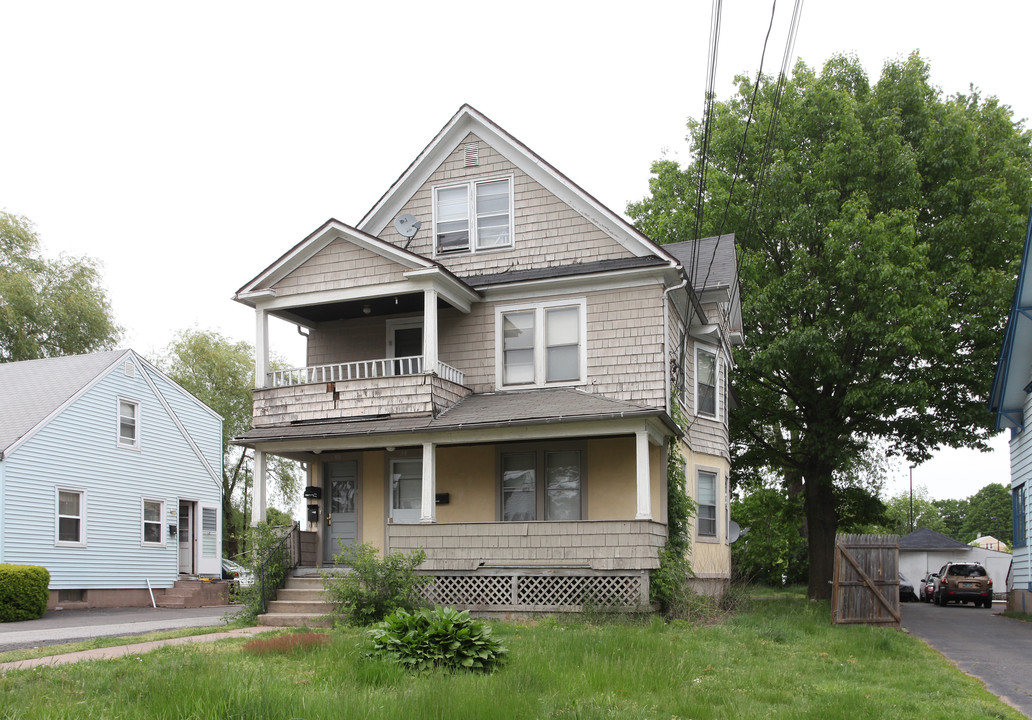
[629,54,1032,598]
[156,329,300,555]
[961,483,1012,543]
[0,211,120,362]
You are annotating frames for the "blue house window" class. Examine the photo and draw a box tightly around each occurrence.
[1014,484,1027,548]
[118,398,139,449]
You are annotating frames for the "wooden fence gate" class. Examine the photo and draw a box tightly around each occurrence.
[831,533,900,629]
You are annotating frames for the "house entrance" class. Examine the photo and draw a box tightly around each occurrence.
[324,461,358,562]
[178,501,194,574]
[386,320,423,375]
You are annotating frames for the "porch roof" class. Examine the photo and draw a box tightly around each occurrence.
[234,387,679,445]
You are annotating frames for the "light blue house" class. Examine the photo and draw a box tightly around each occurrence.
[0,350,223,608]
[989,209,1032,614]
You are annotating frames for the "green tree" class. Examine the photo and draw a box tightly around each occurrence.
[961,483,1012,543]
[932,497,969,540]
[869,487,948,536]
[629,54,1032,598]
[155,329,300,555]
[0,211,120,362]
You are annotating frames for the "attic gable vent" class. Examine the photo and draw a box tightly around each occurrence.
[464,142,479,167]
[124,361,135,378]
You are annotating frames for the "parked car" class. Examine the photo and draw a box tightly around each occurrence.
[919,573,938,602]
[933,562,992,607]
[221,558,254,587]
[899,573,918,602]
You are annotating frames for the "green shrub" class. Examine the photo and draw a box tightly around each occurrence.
[235,523,293,621]
[322,543,429,626]
[368,606,507,672]
[0,564,50,622]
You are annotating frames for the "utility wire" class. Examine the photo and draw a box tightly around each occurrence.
[691,0,723,283]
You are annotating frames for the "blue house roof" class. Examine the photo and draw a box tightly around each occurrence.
[989,209,1032,432]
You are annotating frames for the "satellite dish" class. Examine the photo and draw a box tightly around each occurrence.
[394,214,421,239]
[728,520,744,543]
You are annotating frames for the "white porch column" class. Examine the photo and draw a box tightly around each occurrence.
[255,307,269,388]
[635,429,652,520]
[423,289,438,373]
[251,449,268,525]
[420,441,436,523]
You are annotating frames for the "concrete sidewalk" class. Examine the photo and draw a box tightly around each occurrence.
[0,626,272,673]
[0,605,244,652]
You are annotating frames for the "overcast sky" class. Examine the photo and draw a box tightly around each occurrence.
[2,1,1028,504]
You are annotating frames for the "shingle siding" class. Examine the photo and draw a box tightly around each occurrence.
[273,237,408,297]
[0,362,221,590]
[1010,391,1032,587]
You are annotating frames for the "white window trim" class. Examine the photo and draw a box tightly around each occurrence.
[695,467,720,542]
[432,175,514,256]
[694,343,720,420]
[141,498,165,547]
[117,397,141,450]
[55,487,87,547]
[495,298,588,390]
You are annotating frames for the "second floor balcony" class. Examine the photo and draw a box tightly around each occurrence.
[253,356,469,427]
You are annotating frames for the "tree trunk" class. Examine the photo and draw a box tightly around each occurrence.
[804,470,838,600]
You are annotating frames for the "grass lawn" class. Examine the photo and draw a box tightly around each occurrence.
[0,597,1021,720]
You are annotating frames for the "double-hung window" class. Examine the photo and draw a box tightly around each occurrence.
[497,300,586,388]
[695,345,718,419]
[142,499,164,545]
[56,488,85,546]
[1014,484,1027,548]
[434,177,513,254]
[697,470,717,538]
[500,444,584,521]
[118,398,140,449]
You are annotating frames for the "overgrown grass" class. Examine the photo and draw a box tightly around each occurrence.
[1001,610,1032,623]
[0,599,1022,719]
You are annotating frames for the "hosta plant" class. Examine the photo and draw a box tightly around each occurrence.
[368,606,507,672]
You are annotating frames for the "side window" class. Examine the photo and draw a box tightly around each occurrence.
[118,398,140,449]
[695,346,718,418]
[697,470,717,538]
[1014,484,1027,548]
[142,499,164,545]
[56,488,85,546]
[434,177,513,254]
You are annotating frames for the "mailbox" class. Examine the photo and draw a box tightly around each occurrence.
[303,486,322,499]
[307,504,320,523]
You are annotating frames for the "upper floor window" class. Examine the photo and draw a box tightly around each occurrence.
[496,300,586,388]
[695,345,719,419]
[118,398,139,449]
[434,177,513,254]
[697,470,717,538]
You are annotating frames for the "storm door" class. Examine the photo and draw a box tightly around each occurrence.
[387,320,423,375]
[390,457,422,524]
[324,460,358,561]
[178,501,194,574]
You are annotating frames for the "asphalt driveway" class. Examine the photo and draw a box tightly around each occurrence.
[0,605,242,652]
[902,601,1032,718]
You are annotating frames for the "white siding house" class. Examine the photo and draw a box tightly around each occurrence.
[989,209,1032,614]
[0,350,223,608]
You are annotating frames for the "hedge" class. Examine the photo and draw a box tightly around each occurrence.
[0,564,50,622]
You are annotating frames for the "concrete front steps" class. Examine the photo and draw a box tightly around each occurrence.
[157,579,230,608]
[257,576,338,628]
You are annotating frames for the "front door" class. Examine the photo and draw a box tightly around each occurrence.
[324,461,358,562]
[178,501,193,574]
[387,321,423,375]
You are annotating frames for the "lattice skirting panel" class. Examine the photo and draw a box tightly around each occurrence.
[419,569,649,613]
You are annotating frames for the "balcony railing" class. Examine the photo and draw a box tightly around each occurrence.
[266,356,464,388]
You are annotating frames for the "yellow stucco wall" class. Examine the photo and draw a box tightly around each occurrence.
[360,451,385,552]
[435,445,496,522]
[586,437,635,519]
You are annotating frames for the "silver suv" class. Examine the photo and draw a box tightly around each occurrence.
[933,562,992,608]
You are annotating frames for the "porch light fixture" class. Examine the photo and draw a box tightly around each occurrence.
[363,303,372,315]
